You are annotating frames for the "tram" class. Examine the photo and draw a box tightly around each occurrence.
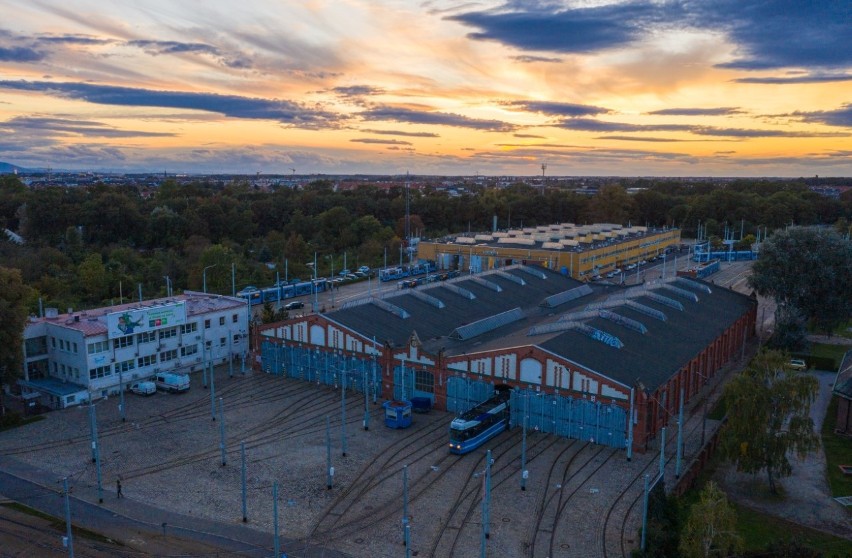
[448,388,511,455]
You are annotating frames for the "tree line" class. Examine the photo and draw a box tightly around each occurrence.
[0,174,850,313]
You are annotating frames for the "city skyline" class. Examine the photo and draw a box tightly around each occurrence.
[0,0,850,176]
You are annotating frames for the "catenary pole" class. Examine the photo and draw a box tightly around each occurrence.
[219,397,226,466]
[64,477,74,558]
[241,441,247,522]
[676,387,684,478]
[326,417,333,489]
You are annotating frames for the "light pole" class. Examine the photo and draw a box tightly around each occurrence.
[163,276,172,297]
[202,264,217,294]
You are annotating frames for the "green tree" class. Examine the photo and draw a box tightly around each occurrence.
[719,349,820,494]
[77,253,109,303]
[749,226,852,338]
[679,482,742,558]
[586,184,635,224]
[0,267,32,414]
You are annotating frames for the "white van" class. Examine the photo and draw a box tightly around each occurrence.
[129,381,156,396]
[154,372,190,393]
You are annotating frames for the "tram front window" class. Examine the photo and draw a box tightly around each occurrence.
[450,427,475,441]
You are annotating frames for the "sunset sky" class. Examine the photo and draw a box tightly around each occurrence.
[0,0,850,176]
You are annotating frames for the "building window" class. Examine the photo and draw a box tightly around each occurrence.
[137,331,156,344]
[180,344,198,357]
[160,349,178,362]
[415,369,434,394]
[117,359,135,373]
[180,322,198,335]
[232,313,238,323]
[89,365,112,379]
[87,340,110,354]
[51,337,56,348]
[220,337,226,347]
[205,319,211,329]
[219,316,226,326]
[73,342,78,353]
[113,335,134,349]
[138,355,156,368]
[158,327,177,340]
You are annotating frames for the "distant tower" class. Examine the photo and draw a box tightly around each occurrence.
[541,162,547,195]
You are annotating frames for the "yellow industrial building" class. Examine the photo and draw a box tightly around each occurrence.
[417,223,681,280]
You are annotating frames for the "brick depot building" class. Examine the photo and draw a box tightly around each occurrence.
[256,265,756,454]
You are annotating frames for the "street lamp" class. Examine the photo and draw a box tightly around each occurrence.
[203,264,218,294]
[163,276,172,297]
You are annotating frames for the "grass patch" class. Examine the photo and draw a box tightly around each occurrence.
[1,502,122,545]
[822,397,852,499]
[809,343,852,370]
[0,414,45,432]
[733,502,852,555]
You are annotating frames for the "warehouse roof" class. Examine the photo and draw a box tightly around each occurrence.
[322,265,755,393]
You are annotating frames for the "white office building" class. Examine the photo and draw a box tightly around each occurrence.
[21,291,250,409]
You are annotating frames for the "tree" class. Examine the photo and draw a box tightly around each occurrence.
[719,349,820,494]
[679,482,742,558]
[0,267,32,415]
[749,226,852,338]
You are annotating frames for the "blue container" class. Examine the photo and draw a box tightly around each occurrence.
[410,396,432,413]
[383,400,413,428]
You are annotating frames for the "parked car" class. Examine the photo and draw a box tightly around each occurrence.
[129,381,156,396]
[358,265,370,274]
[788,359,807,370]
[345,273,357,280]
[354,271,367,278]
[338,269,351,276]
[284,301,304,310]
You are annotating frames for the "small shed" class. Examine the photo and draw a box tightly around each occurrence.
[832,350,852,436]
[383,400,412,429]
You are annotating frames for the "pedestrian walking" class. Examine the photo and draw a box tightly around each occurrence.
[116,478,123,498]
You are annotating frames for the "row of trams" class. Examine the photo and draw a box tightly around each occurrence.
[237,262,440,306]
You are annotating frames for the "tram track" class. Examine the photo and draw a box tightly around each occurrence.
[434,431,566,558]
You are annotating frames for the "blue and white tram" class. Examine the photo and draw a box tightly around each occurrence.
[448,389,510,454]
[238,278,329,306]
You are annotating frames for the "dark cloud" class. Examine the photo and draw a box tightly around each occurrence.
[126,39,220,56]
[450,2,851,71]
[496,142,583,148]
[361,129,439,137]
[599,135,685,142]
[557,119,691,133]
[447,2,662,54]
[0,80,342,127]
[331,85,385,97]
[2,116,175,138]
[503,100,611,117]
[648,107,743,116]
[0,46,45,62]
[36,34,112,45]
[350,138,413,145]
[360,106,516,131]
[513,133,545,138]
[734,74,852,84]
[125,39,250,69]
[558,117,846,137]
[691,126,847,138]
[708,1,851,70]
[511,55,562,63]
[793,104,852,128]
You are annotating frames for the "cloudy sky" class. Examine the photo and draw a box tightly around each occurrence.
[0,0,850,176]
